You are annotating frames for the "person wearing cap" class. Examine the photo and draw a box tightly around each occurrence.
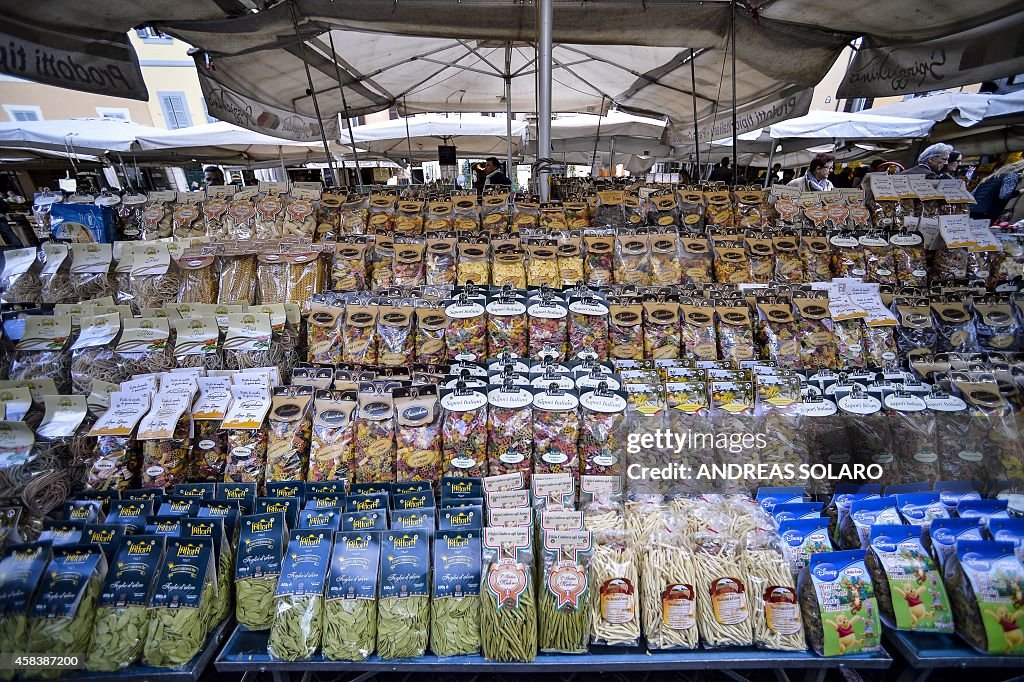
[900,143,954,178]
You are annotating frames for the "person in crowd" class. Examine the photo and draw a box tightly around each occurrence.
[900,143,954,177]
[970,160,1024,221]
[203,166,225,185]
[850,166,868,189]
[770,163,783,184]
[935,151,962,180]
[787,153,835,192]
[482,157,512,187]
[869,159,886,173]
[709,157,733,183]
[781,168,795,184]
[833,167,854,188]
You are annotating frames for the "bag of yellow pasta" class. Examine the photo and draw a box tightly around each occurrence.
[590,529,641,646]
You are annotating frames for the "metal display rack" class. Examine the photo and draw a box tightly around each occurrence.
[65,618,234,682]
[883,630,1024,682]
[215,625,892,682]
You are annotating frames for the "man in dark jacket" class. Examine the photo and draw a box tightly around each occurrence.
[482,157,512,187]
[709,157,733,183]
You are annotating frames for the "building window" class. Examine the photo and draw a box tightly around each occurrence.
[388,107,400,120]
[96,107,131,121]
[158,92,192,129]
[135,27,173,43]
[3,105,42,121]
[1011,73,1024,86]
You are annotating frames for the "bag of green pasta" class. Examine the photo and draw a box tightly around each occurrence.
[481,527,537,661]
[143,536,217,668]
[235,512,287,630]
[431,529,482,657]
[323,531,380,661]
[25,543,106,679]
[268,529,331,660]
[537,529,592,654]
[181,517,233,624]
[85,535,164,671]
[377,529,430,659]
[0,541,50,681]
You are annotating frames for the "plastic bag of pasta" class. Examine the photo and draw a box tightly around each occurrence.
[353,384,396,484]
[430,530,482,657]
[267,530,331,660]
[798,549,882,657]
[340,193,370,234]
[306,389,356,482]
[375,529,429,659]
[608,299,644,361]
[614,230,651,285]
[441,382,488,478]
[370,234,395,289]
[282,189,318,239]
[885,391,939,484]
[217,251,258,305]
[445,292,488,361]
[266,385,314,482]
[137,389,193,490]
[745,529,806,651]
[331,237,370,291]
[745,232,775,284]
[323,531,380,660]
[800,231,831,282]
[716,300,756,366]
[536,529,591,654]
[590,529,640,646]
[643,299,681,360]
[931,297,979,353]
[481,527,537,661]
[376,303,415,367]
[393,385,442,484]
[283,252,324,315]
[70,312,121,396]
[221,385,272,486]
[24,543,104,679]
[481,193,511,232]
[944,540,1024,655]
[865,525,953,634]
[953,372,1023,484]
[974,294,1020,352]
[892,296,937,363]
[833,318,866,370]
[583,232,614,286]
[85,535,163,671]
[234,512,286,630]
[39,243,74,305]
[0,247,41,304]
[424,231,457,285]
[176,252,217,305]
[68,243,113,301]
[138,192,174,240]
[0,540,50,680]
[756,296,801,367]
[128,242,180,309]
[712,236,748,284]
[690,511,754,648]
[11,314,72,394]
[414,304,448,365]
[639,518,699,650]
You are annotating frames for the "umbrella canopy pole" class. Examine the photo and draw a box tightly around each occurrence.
[404,107,415,184]
[536,0,553,201]
[505,44,514,184]
[764,142,775,188]
[288,0,339,187]
[591,97,605,178]
[730,0,738,185]
[690,49,700,176]
[328,30,362,189]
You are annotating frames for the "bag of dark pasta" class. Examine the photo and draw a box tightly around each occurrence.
[974,294,1020,353]
[944,540,1024,655]
[0,247,41,305]
[70,312,121,396]
[931,296,979,353]
[11,314,72,394]
[220,385,272,488]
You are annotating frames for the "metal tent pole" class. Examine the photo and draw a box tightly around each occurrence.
[288,0,339,187]
[591,99,605,178]
[404,108,415,184]
[327,30,362,189]
[764,143,775,188]
[609,137,616,177]
[730,0,738,185]
[690,49,700,178]
[505,43,514,184]
[536,0,553,201]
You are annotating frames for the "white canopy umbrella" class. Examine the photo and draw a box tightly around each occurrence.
[768,110,935,141]
[134,121,350,163]
[861,92,994,128]
[347,114,527,162]
[0,118,158,155]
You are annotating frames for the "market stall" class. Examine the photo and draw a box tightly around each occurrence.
[345,113,526,162]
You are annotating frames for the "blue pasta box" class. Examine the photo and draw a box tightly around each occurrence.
[106,499,154,535]
[380,530,429,599]
[392,491,434,511]
[328,531,380,600]
[32,543,106,619]
[0,541,51,619]
[305,494,345,511]
[346,493,388,514]
[265,481,306,505]
[236,513,287,581]
[39,519,86,545]
[439,505,483,532]
[391,509,435,534]
[151,537,215,609]
[275,530,332,598]
[99,535,164,608]
[433,530,481,599]
[256,497,299,530]
[49,202,116,243]
[217,483,257,514]
[173,483,217,500]
[342,511,387,533]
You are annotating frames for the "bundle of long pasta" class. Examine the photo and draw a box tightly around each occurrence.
[589,530,640,646]
[640,518,700,650]
[693,519,754,648]
[582,496,624,533]
[745,531,806,651]
[624,494,667,544]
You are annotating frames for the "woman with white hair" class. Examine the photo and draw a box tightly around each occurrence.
[970,159,1024,221]
[900,143,954,177]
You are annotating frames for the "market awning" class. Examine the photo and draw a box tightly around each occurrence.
[157,1,848,140]
[134,121,350,162]
[768,110,934,141]
[0,118,160,155]
[345,113,526,162]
